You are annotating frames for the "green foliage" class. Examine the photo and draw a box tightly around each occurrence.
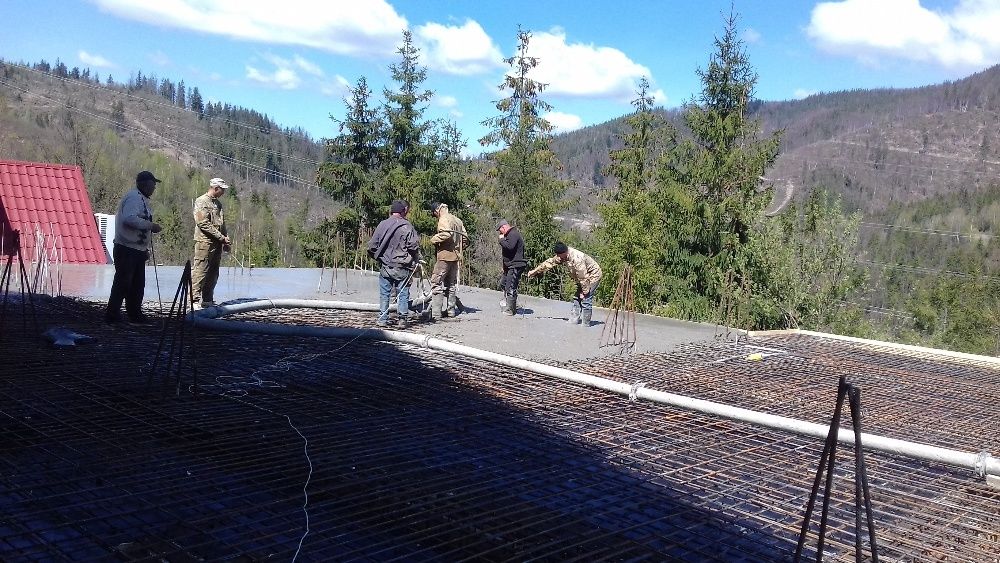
[479,28,567,287]
[596,78,677,312]
[656,12,783,328]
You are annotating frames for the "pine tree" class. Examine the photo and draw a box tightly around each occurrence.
[479,28,566,277]
[190,87,204,118]
[110,100,126,133]
[318,76,384,229]
[596,78,676,312]
[383,30,433,173]
[657,11,782,325]
[176,80,186,109]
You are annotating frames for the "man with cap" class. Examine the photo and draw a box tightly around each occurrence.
[526,242,603,326]
[497,219,526,316]
[191,177,231,308]
[105,170,163,324]
[428,202,468,319]
[367,199,420,327]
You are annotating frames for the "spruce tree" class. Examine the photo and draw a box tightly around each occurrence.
[190,87,204,118]
[596,78,676,312]
[658,11,781,325]
[479,28,565,277]
[383,30,433,173]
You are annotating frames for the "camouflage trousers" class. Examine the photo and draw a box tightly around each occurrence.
[192,240,223,304]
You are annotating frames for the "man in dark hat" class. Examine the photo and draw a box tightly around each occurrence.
[105,171,163,324]
[367,199,420,327]
[527,242,603,326]
[496,219,526,316]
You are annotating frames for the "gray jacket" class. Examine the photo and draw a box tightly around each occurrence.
[113,188,156,252]
[367,215,419,270]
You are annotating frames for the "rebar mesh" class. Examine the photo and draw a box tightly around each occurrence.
[1,298,998,561]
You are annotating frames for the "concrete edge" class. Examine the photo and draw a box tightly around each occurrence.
[750,328,1000,366]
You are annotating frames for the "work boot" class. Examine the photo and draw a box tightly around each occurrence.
[431,294,445,319]
[581,309,593,327]
[503,295,516,316]
[567,301,582,324]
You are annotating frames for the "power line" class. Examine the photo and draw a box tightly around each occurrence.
[859,222,996,240]
[0,77,325,190]
[855,258,1000,280]
[778,153,1000,181]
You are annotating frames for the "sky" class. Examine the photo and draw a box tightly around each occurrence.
[2,0,1000,153]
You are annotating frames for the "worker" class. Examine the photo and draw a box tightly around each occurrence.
[366,199,420,327]
[497,219,526,316]
[428,202,468,319]
[104,170,162,324]
[192,177,231,308]
[526,242,603,326]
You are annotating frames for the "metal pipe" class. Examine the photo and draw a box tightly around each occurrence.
[193,299,1000,479]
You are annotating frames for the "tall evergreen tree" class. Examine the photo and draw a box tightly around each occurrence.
[596,78,676,312]
[383,30,433,173]
[176,80,186,108]
[657,11,782,326]
[190,87,204,118]
[479,28,565,276]
[318,76,384,228]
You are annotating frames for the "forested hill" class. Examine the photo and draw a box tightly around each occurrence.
[552,63,1000,215]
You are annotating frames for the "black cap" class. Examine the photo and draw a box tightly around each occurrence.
[553,242,568,254]
[430,202,442,213]
[136,171,161,184]
[390,199,408,214]
[496,219,509,231]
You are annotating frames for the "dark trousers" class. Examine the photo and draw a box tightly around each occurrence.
[501,266,524,302]
[106,243,148,319]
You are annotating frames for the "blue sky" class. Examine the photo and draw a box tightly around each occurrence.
[2,0,999,153]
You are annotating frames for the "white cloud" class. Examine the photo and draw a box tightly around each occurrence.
[293,54,324,76]
[651,88,668,106]
[793,88,817,99]
[78,50,113,68]
[525,28,653,101]
[148,50,171,67]
[415,19,504,75]
[246,64,300,89]
[436,95,458,108]
[743,28,762,44]
[91,0,407,57]
[321,74,352,97]
[807,0,1000,69]
[544,111,583,133]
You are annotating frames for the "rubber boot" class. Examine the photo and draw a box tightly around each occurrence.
[503,295,516,316]
[567,301,582,324]
[447,293,458,317]
[581,308,593,327]
[431,294,445,320]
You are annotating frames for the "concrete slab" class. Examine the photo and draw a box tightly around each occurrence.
[55,264,719,362]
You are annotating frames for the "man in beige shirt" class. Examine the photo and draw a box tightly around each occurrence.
[429,202,468,318]
[527,242,603,326]
[191,177,231,308]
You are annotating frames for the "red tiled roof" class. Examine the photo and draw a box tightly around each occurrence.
[0,159,107,264]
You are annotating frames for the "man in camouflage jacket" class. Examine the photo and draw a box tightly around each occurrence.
[429,202,468,318]
[192,177,231,307]
[527,242,603,326]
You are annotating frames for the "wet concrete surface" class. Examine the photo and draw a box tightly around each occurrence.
[57,264,719,362]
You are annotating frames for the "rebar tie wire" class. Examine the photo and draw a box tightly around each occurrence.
[629,381,645,402]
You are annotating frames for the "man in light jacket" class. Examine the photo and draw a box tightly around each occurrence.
[429,202,468,318]
[104,170,162,324]
[526,242,603,326]
[192,177,231,308]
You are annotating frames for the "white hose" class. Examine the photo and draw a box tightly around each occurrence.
[193,298,999,479]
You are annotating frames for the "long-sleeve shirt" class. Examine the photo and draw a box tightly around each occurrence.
[113,188,156,252]
[499,227,527,269]
[193,194,227,243]
[430,207,468,262]
[528,247,603,294]
[367,215,419,269]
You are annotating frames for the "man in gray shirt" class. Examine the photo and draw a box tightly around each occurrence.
[104,171,162,324]
[366,199,419,327]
